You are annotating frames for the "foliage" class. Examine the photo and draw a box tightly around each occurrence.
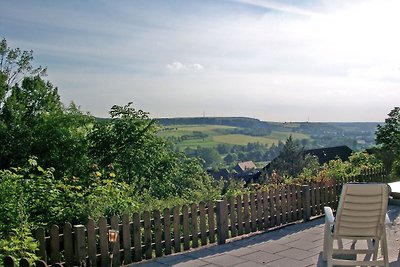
[376,107,400,154]
[0,168,39,264]
[89,103,221,200]
[0,75,93,177]
[185,147,222,168]
[268,136,305,177]
[10,158,63,227]
[376,107,400,178]
[223,178,248,197]
[348,151,383,171]
[0,38,46,90]
[0,158,62,230]
[224,153,238,165]
[0,216,39,265]
[0,38,93,176]
[89,102,159,185]
[0,76,61,168]
[0,170,24,235]
[295,152,384,183]
[296,155,323,183]
[86,179,137,220]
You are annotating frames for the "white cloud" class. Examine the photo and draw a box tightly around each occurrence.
[236,0,319,17]
[348,65,400,82]
[166,62,204,72]
[166,62,185,71]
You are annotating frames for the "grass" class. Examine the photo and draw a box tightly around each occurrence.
[158,124,310,149]
[159,125,235,136]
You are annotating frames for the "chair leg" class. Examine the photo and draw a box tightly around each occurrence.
[350,239,356,250]
[382,231,389,267]
[323,222,330,261]
[371,239,379,261]
[365,238,378,262]
[338,237,343,250]
[327,238,333,267]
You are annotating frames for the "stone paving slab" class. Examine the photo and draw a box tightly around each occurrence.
[240,250,282,264]
[128,205,400,267]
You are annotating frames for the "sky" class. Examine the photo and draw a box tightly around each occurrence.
[1,0,399,122]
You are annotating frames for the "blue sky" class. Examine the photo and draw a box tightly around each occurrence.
[1,0,399,121]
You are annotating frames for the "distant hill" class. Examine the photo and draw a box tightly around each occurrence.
[95,116,379,150]
[156,117,380,150]
[328,122,380,134]
[156,117,286,131]
[156,117,380,135]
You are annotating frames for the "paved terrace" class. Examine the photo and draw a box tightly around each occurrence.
[129,205,400,267]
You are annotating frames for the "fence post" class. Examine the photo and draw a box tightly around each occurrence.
[36,261,48,267]
[74,225,86,266]
[19,258,30,267]
[216,199,228,244]
[4,256,16,267]
[301,185,311,222]
[36,227,46,261]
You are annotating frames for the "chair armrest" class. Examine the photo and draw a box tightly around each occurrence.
[385,213,391,225]
[324,206,335,224]
[385,213,392,230]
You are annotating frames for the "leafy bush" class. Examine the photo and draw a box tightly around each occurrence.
[0,214,39,265]
[0,169,39,264]
[87,179,138,220]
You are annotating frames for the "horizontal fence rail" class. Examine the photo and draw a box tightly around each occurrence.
[4,168,388,267]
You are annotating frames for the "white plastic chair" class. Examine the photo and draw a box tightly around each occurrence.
[323,183,389,267]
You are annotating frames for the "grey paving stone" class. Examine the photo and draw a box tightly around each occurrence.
[130,260,167,266]
[226,247,258,257]
[276,247,317,260]
[273,235,301,245]
[303,234,324,242]
[229,237,259,247]
[308,244,324,254]
[292,232,324,242]
[266,257,313,267]
[208,243,237,253]
[251,242,290,254]
[266,230,299,241]
[202,254,248,266]
[300,251,325,265]
[155,254,194,265]
[185,248,221,259]
[287,239,322,250]
[231,261,266,267]
[241,250,283,264]
[173,259,210,267]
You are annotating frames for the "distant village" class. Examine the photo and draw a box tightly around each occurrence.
[208,145,354,185]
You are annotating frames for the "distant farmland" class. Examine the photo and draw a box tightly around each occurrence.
[158,124,309,149]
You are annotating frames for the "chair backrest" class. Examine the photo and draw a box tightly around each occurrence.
[334,183,388,238]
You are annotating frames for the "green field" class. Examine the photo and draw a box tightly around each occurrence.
[158,124,310,149]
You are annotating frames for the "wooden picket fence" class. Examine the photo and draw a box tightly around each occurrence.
[4,168,388,267]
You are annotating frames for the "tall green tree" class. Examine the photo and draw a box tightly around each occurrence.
[0,39,92,176]
[269,136,305,177]
[0,76,62,169]
[0,39,53,169]
[375,107,400,175]
[376,107,400,154]
[89,102,220,199]
[0,38,46,89]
